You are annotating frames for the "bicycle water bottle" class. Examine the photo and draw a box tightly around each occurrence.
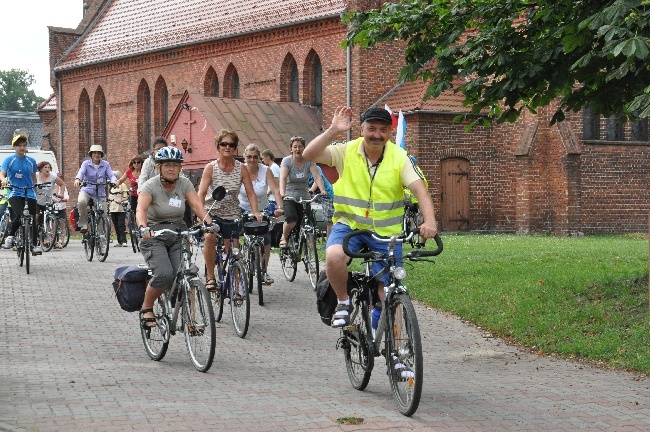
[372,304,382,330]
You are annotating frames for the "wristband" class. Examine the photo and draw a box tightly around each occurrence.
[139,226,151,236]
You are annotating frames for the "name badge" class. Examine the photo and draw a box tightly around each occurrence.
[295,172,305,179]
[168,197,182,208]
[15,172,23,179]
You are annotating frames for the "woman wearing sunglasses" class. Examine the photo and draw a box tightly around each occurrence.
[198,129,261,292]
[115,155,144,211]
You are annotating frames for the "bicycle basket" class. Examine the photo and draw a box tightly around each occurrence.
[243,221,269,235]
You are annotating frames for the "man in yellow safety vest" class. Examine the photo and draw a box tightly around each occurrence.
[303,106,437,328]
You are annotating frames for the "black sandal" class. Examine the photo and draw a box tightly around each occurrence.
[205,278,218,293]
[139,308,157,329]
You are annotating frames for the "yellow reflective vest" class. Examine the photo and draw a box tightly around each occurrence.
[333,137,407,236]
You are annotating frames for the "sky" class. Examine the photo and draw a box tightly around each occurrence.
[1,0,82,99]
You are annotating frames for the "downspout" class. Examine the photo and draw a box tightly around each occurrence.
[346,44,351,142]
[55,72,64,175]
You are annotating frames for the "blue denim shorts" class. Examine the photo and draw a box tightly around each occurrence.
[326,222,402,285]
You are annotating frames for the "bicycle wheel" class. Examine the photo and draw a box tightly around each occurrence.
[56,217,70,248]
[387,293,423,416]
[303,231,319,290]
[129,212,140,253]
[343,288,374,390]
[250,243,263,305]
[96,216,110,262]
[255,243,265,306]
[0,212,10,246]
[280,233,297,281]
[42,214,57,252]
[84,214,95,261]
[141,295,169,361]
[211,262,226,323]
[24,222,31,275]
[229,260,250,338]
[182,278,216,372]
[15,226,24,266]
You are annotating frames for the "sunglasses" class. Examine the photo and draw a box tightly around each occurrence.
[218,142,237,149]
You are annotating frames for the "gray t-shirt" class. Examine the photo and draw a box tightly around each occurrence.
[137,155,157,193]
[281,156,313,200]
[140,175,194,226]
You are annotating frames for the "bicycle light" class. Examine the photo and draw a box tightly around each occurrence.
[393,266,407,281]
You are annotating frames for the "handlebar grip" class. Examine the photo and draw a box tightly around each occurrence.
[409,232,443,257]
[342,229,376,259]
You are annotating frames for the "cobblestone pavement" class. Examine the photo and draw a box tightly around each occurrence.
[1,240,650,431]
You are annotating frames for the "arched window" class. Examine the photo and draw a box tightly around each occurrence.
[224,64,240,99]
[154,76,168,136]
[137,79,151,154]
[631,118,648,141]
[303,50,322,109]
[204,66,219,97]
[280,54,299,102]
[606,116,624,141]
[93,86,107,154]
[78,89,91,165]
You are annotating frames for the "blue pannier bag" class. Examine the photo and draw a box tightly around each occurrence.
[112,265,148,312]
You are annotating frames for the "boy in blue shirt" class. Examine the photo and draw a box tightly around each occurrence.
[0,135,41,254]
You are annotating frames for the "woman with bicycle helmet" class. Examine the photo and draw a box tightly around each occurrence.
[197,129,261,292]
[136,146,214,328]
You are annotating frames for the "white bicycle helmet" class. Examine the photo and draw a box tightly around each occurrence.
[154,146,184,163]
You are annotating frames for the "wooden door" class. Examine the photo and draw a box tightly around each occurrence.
[441,158,470,231]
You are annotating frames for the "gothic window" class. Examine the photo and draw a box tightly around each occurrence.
[78,89,91,165]
[605,116,624,141]
[280,54,299,102]
[93,86,107,154]
[582,106,600,140]
[137,79,151,154]
[204,66,219,97]
[631,118,648,141]
[154,76,169,136]
[303,50,322,109]
[224,64,240,99]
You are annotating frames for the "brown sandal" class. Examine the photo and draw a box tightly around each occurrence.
[205,278,218,292]
[139,308,157,329]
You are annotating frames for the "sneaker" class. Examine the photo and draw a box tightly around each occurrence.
[80,225,88,233]
[32,245,42,255]
[331,303,353,328]
[3,236,13,249]
[262,273,274,285]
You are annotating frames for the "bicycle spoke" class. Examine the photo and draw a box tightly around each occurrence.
[230,261,250,338]
[141,295,169,361]
[183,278,216,372]
[343,287,374,390]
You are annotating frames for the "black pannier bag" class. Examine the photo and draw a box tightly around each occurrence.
[243,220,269,236]
[112,265,148,312]
[316,270,357,326]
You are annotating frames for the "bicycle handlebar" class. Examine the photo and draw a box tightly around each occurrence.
[151,224,216,238]
[6,182,50,190]
[283,193,322,204]
[342,229,443,260]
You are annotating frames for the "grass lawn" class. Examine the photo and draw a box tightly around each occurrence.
[405,233,650,373]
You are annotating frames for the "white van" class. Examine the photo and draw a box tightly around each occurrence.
[0,147,60,174]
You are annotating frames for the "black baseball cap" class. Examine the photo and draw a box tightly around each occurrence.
[360,107,392,124]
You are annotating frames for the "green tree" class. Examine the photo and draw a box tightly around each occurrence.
[0,69,45,112]
[344,0,650,126]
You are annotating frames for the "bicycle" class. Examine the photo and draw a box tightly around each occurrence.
[141,224,216,372]
[0,194,10,247]
[52,194,70,248]
[337,228,443,416]
[279,194,321,289]
[80,181,112,262]
[123,192,140,253]
[241,212,271,306]
[36,195,58,252]
[210,216,250,338]
[6,184,47,274]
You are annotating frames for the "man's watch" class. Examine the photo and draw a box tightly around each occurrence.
[139,226,151,236]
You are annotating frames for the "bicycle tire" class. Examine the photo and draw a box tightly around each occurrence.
[280,233,297,281]
[129,212,140,253]
[254,243,264,306]
[211,261,226,323]
[182,278,216,372]
[229,260,250,338]
[24,222,31,274]
[84,213,95,261]
[16,226,24,266]
[96,216,110,262]
[303,231,319,290]
[343,287,374,390]
[42,214,57,252]
[56,217,70,248]
[387,293,423,416]
[0,212,10,246]
[141,295,169,361]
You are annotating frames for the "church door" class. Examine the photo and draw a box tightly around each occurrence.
[441,158,470,231]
